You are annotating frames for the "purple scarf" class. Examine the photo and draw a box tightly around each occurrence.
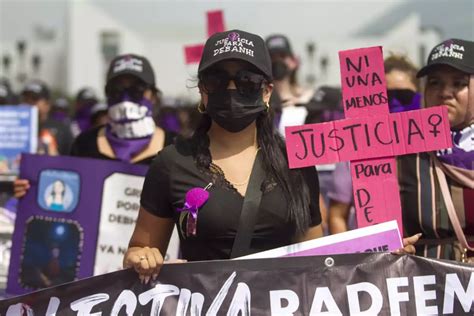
[105,127,152,162]
[437,124,474,170]
[388,92,422,113]
[105,94,155,162]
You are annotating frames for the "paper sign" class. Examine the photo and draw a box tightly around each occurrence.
[238,220,402,259]
[351,157,402,230]
[339,46,388,118]
[184,44,205,64]
[285,106,452,169]
[285,45,454,236]
[207,10,225,37]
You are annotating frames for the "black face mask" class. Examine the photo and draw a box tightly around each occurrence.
[271,61,290,80]
[206,90,265,133]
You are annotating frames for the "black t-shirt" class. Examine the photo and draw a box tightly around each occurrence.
[70,126,176,165]
[141,138,321,261]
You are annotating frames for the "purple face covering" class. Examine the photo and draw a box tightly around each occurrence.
[73,106,93,132]
[105,94,155,162]
[388,90,422,113]
[50,111,69,123]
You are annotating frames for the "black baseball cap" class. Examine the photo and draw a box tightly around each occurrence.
[306,86,342,112]
[76,87,98,103]
[21,80,50,100]
[265,34,293,57]
[106,54,156,88]
[198,29,273,79]
[417,39,474,77]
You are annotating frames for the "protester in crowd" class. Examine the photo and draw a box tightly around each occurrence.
[328,54,422,234]
[400,39,473,261]
[89,102,109,129]
[266,34,330,231]
[123,30,419,282]
[304,86,345,233]
[124,30,322,281]
[50,97,71,124]
[0,78,14,105]
[21,80,74,156]
[70,88,99,137]
[13,54,175,198]
[70,54,175,163]
[265,34,314,136]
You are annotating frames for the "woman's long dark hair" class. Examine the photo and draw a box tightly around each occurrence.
[191,87,312,236]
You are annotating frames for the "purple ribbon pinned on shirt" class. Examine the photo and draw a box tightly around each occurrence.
[177,186,211,236]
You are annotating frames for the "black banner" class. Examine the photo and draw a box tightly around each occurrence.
[1,253,473,315]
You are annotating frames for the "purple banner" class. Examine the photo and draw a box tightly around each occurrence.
[6,154,148,296]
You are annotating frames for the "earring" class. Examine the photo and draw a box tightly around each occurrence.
[265,102,270,112]
[197,102,206,114]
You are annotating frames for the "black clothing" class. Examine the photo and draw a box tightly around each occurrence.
[141,138,321,261]
[40,119,74,155]
[70,126,175,165]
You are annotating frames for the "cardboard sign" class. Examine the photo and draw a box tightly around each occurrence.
[184,10,226,64]
[351,158,402,228]
[339,47,389,118]
[184,44,205,64]
[285,106,451,168]
[238,220,402,259]
[206,10,225,37]
[285,46,453,234]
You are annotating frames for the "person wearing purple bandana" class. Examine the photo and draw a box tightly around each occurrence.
[399,38,474,262]
[69,54,175,164]
[70,88,100,137]
[13,54,175,198]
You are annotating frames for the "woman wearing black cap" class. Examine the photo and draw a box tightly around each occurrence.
[399,39,474,262]
[124,30,323,282]
[70,54,175,164]
[124,30,418,282]
[14,54,175,197]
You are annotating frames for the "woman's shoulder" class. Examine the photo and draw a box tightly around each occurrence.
[154,136,195,166]
[163,129,178,146]
[70,126,103,156]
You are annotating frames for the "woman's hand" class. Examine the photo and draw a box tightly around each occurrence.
[123,246,165,284]
[393,233,422,255]
[13,178,30,198]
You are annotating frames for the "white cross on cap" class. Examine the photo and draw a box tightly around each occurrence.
[113,57,143,73]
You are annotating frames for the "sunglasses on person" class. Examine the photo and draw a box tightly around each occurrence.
[105,82,148,103]
[200,69,267,96]
[387,89,417,106]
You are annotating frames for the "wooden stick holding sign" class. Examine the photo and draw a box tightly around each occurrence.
[285,46,452,234]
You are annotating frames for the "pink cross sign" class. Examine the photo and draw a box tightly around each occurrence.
[285,46,453,234]
[184,10,226,64]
